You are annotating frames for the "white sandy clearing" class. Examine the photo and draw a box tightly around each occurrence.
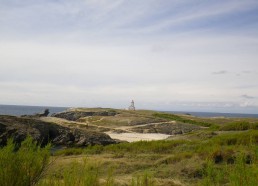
[105,132,171,142]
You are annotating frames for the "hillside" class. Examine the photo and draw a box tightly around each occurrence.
[0,108,257,185]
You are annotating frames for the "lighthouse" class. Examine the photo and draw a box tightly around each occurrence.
[128,100,136,111]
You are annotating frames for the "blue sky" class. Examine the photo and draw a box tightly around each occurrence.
[0,0,258,113]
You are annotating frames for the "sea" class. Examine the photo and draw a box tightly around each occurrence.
[0,104,69,116]
[0,104,257,118]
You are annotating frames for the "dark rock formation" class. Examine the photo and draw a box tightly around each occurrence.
[21,109,50,118]
[0,115,116,147]
[52,110,117,121]
[36,109,50,117]
[130,123,201,135]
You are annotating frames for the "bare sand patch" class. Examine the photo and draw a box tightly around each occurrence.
[105,132,171,142]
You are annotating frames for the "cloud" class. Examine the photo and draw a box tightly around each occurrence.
[1,0,258,39]
[0,0,258,113]
[212,71,228,75]
[239,100,258,108]
[242,70,252,73]
[241,94,255,99]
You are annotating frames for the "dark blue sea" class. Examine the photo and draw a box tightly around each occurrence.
[163,111,258,118]
[0,104,69,116]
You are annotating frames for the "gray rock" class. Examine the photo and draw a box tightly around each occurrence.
[21,109,50,118]
[52,110,117,121]
[0,115,116,147]
[131,123,201,135]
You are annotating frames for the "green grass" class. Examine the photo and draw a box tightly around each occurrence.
[199,152,258,186]
[39,159,100,186]
[54,145,104,156]
[210,130,258,146]
[219,121,258,131]
[153,113,218,128]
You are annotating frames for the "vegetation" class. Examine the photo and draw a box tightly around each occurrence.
[0,111,257,185]
[153,113,218,128]
[0,136,51,186]
[49,130,257,185]
[39,159,100,186]
[219,121,258,131]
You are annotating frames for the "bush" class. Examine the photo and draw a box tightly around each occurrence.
[0,136,50,186]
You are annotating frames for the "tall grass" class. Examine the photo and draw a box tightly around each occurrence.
[200,160,225,186]
[228,154,258,186]
[1,130,256,185]
[200,153,258,186]
[54,140,191,156]
[39,159,117,186]
[105,140,190,154]
[219,121,258,131]
[62,159,99,186]
[131,172,155,186]
[199,132,258,186]
[0,136,50,186]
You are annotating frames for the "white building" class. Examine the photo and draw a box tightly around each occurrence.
[128,100,136,111]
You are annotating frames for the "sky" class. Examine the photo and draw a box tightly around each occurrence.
[0,0,258,113]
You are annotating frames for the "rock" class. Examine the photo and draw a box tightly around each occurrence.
[21,109,50,118]
[131,123,201,135]
[0,115,116,147]
[52,110,117,121]
[35,109,50,117]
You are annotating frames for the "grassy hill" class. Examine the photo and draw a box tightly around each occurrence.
[0,108,257,185]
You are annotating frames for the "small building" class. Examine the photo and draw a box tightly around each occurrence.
[128,100,136,111]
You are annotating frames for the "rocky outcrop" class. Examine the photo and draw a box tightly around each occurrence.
[130,123,201,135]
[0,115,116,147]
[52,110,117,121]
[21,109,50,118]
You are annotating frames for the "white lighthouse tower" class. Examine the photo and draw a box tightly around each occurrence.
[128,100,136,111]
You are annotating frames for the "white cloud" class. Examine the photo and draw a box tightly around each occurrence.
[0,0,258,113]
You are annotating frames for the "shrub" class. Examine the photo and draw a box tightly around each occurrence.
[0,136,50,186]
